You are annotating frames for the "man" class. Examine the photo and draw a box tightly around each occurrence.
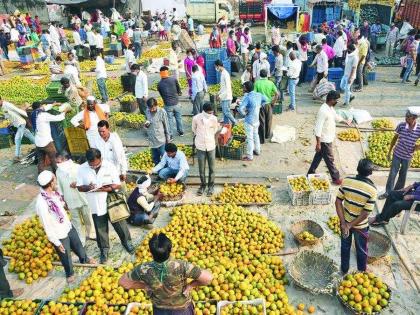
[240,27,252,68]
[0,98,34,162]
[191,65,207,116]
[31,102,66,173]
[354,35,369,92]
[169,42,180,80]
[187,15,194,34]
[144,98,171,165]
[64,61,81,87]
[310,45,329,90]
[313,77,335,101]
[215,59,236,125]
[60,77,85,110]
[336,159,377,274]
[152,143,189,183]
[226,30,236,57]
[36,170,95,283]
[308,91,349,184]
[55,152,96,246]
[49,56,64,81]
[254,69,279,141]
[321,38,335,67]
[171,21,182,48]
[0,29,9,60]
[119,233,212,314]
[252,52,271,81]
[379,111,420,199]
[385,24,398,57]
[124,44,136,73]
[370,21,381,52]
[158,66,183,137]
[49,22,61,57]
[95,54,108,103]
[133,26,142,59]
[91,120,128,182]
[0,248,23,299]
[272,45,284,103]
[192,102,218,196]
[340,44,358,106]
[287,52,302,111]
[314,28,326,46]
[77,148,134,264]
[131,64,148,115]
[238,81,267,161]
[70,96,110,147]
[127,175,161,226]
[333,30,346,68]
[370,181,420,226]
[86,27,96,59]
[360,20,370,39]
[94,28,104,58]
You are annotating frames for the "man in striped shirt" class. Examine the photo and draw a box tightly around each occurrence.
[379,111,420,199]
[335,159,377,274]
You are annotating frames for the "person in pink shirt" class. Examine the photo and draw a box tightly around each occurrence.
[184,48,196,96]
[322,38,336,66]
[226,30,236,56]
[195,52,206,77]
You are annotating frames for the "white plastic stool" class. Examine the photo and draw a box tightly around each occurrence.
[400,200,420,234]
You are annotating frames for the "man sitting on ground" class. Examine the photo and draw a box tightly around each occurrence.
[151,143,189,183]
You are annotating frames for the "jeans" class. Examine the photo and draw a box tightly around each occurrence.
[97,78,109,102]
[53,226,89,278]
[288,78,299,109]
[151,144,166,165]
[355,63,365,90]
[136,97,146,115]
[153,303,195,315]
[71,205,96,247]
[158,167,189,182]
[385,155,411,194]
[14,124,35,157]
[377,190,420,222]
[340,76,353,105]
[129,203,160,226]
[192,91,205,116]
[308,142,340,181]
[134,42,142,59]
[245,122,260,159]
[164,105,184,135]
[92,213,131,252]
[341,227,369,274]
[402,58,414,83]
[221,99,236,125]
[197,149,215,188]
[275,76,284,102]
[370,34,378,51]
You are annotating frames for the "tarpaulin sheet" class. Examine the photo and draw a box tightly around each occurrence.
[267,5,298,20]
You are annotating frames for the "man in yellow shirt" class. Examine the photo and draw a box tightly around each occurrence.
[354,35,369,92]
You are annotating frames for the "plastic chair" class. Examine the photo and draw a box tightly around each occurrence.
[400,200,420,234]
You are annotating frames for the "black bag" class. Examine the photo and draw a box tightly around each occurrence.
[230,55,241,73]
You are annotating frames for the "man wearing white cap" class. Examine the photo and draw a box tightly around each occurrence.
[70,96,109,147]
[252,52,270,81]
[77,148,134,264]
[36,170,95,283]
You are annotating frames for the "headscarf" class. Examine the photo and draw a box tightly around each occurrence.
[83,103,106,129]
[160,69,170,78]
[40,189,66,223]
[137,175,151,194]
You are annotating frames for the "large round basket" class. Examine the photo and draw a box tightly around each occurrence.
[336,271,392,315]
[288,250,340,295]
[367,230,391,263]
[291,220,324,246]
[159,183,186,202]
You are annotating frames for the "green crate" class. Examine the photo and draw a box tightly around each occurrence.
[221,138,246,160]
[0,135,12,149]
[273,104,282,114]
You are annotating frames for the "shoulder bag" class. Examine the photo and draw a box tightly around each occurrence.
[107,191,130,223]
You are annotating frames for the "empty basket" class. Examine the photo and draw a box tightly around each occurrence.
[367,230,391,263]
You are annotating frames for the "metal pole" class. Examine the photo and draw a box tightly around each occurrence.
[113,0,116,9]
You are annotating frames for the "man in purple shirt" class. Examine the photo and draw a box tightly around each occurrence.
[369,181,420,226]
[322,38,335,66]
[379,111,420,199]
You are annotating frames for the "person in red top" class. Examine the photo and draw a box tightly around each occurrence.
[121,31,131,52]
[209,26,221,48]
[226,30,236,56]
[322,38,336,67]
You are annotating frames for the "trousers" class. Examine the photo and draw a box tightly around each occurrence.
[377,190,420,222]
[53,226,88,278]
[221,100,236,125]
[92,213,131,251]
[14,124,35,157]
[245,122,260,159]
[153,303,195,315]
[136,98,147,115]
[192,91,205,116]
[151,144,166,165]
[36,142,57,174]
[158,167,189,183]
[341,227,369,274]
[97,78,109,102]
[385,155,410,194]
[197,149,215,187]
[164,105,184,136]
[308,142,340,181]
[71,205,96,246]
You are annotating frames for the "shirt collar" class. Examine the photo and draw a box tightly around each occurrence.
[405,122,418,130]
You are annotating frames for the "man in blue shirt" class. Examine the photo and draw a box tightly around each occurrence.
[237,81,267,161]
[152,143,190,183]
[370,21,382,52]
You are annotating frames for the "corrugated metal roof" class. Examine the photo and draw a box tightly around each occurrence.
[46,0,88,4]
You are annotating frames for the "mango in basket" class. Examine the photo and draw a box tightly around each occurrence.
[159,182,184,198]
[0,300,40,314]
[298,231,317,241]
[337,129,361,142]
[39,301,83,315]
[127,304,153,314]
[232,122,246,136]
[338,272,390,314]
[310,177,329,191]
[289,176,311,192]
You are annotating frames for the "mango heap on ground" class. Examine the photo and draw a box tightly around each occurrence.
[220,303,265,315]
[129,150,154,173]
[212,184,272,204]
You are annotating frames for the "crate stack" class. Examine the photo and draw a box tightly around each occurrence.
[327,67,344,91]
[46,81,68,102]
[200,48,229,84]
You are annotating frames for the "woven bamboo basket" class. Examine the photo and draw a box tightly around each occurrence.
[367,230,391,263]
[159,183,186,202]
[288,250,340,295]
[291,220,324,246]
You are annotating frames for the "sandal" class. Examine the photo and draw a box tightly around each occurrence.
[241,156,253,161]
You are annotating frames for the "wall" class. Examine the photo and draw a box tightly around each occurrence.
[0,0,49,21]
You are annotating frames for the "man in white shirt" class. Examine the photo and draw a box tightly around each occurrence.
[308,91,349,185]
[240,27,252,68]
[252,52,271,81]
[333,30,346,68]
[94,55,108,103]
[340,44,359,106]
[192,102,218,196]
[77,148,134,264]
[86,29,96,59]
[125,44,136,73]
[169,42,180,79]
[55,153,96,246]
[287,52,302,111]
[152,143,190,183]
[70,96,110,147]
[215,59,236,125]
[36,170,94,283]
[91,120,127,182]
[191,65,207,116]
[49,22,61,56]
[0,99,34,162]
[64,61,81,87]
[93,28,104,58]
[131,63,148,115]
[31,102,66,173]
[72,28,82,48]
[310,45,329,88]
[314,28,326,46]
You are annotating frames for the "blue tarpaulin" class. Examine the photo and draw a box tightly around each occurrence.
[267,5,298,20]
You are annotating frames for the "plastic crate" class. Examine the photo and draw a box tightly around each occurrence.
[110,42,122,51]
[367,71,376,81]
[0,127,10,135]
[217,298,266,315]
[37,301,84,314]
[220,138,246,160]
[273,104,282,114]
[287,175,311,206]
[327,67,344,81]
[0,134,12,149]
[219,48,228,60]
[308,173,333,205]
[64,127,89,155]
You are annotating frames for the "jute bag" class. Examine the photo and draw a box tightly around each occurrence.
[107,191,130,223]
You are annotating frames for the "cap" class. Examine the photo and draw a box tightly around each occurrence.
[87,95,96,102]
[38,170,54,186]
